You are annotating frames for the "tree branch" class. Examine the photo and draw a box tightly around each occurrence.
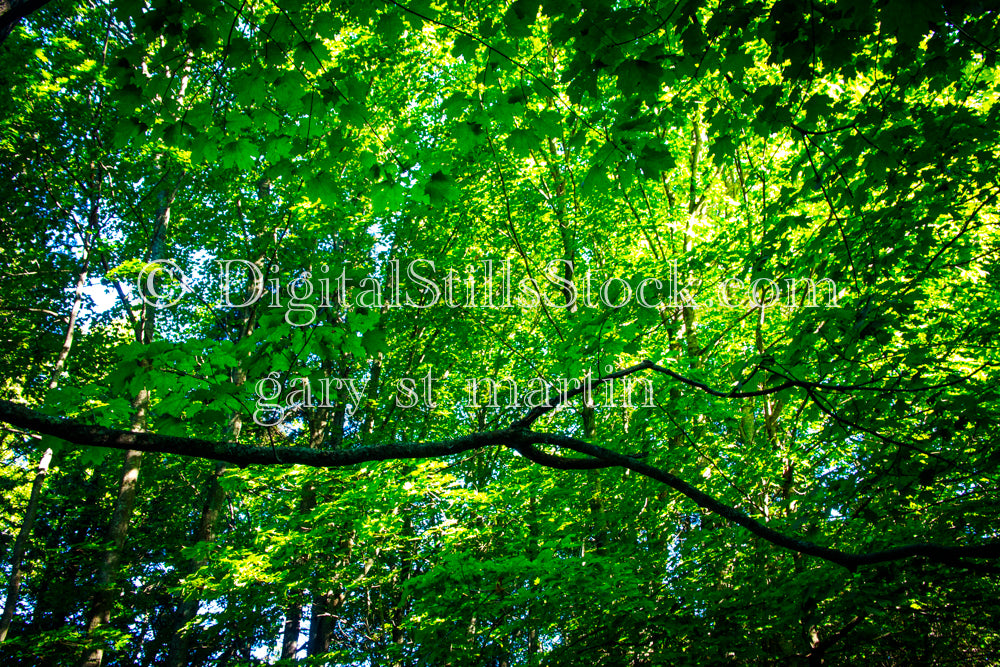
[541,432,1000,570]
[2,398,997,571]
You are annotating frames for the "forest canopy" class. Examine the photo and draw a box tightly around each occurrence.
[1,0,999,664]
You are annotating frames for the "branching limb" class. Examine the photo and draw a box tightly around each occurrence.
[2,398,996,571]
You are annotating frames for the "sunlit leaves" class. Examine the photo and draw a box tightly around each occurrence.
[1,0,1000,663]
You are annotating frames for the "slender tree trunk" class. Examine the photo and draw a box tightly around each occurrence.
[305,357,353,658]
[166,245,260,663]
[0,447,53,642]
[79,186,174,667]
[0,219,91,642]
[386,518,412,667]
[305,416,345,658]
[283,484,316,660]
[31,467,102,633]
[78,444,144,667]
[527,492,540,656]
[162,460,229,665]
[292,360,346,659]
[164,348,247,665]
[286,402,331,659]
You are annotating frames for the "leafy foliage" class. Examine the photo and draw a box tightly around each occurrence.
[1,0,999,665]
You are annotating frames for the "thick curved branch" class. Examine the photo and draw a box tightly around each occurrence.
[2,398,997,570]
[536,431,1000,570]
[507,440,622,470]
[0,399,501,467]
[0,399,618,471]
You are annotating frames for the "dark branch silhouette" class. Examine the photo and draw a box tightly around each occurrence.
[2,396,997,572]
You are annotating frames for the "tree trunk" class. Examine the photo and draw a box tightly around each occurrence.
[79,186,174,667]
[0,447,53,642]
[165,351,247,665]
[162,461,229,666]
[283,485,316,661]
[280,596,303,660]
[78,445,144,667]
[31,467,102,633]
[298,360,347,659]
[0,218,91,642]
